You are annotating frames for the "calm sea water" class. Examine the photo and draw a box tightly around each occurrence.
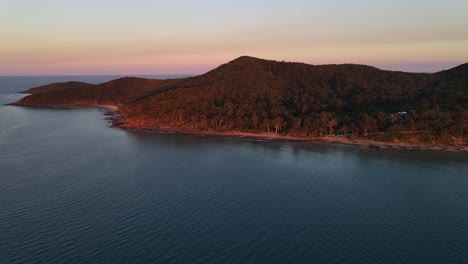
[1,77,467,264]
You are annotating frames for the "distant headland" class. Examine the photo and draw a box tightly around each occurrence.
[11,56,468,151]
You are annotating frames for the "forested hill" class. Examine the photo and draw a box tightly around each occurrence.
[22,81,96,94]
[16,77,168,106]
[13,56,468,145]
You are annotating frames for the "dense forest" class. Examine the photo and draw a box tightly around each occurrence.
[13,56,468,145]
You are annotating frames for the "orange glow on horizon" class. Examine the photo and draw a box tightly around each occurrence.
[1,1,467,75]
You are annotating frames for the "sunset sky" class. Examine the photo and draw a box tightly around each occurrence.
[1,0,467,75]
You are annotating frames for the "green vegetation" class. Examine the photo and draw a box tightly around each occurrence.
[14,56,468,145]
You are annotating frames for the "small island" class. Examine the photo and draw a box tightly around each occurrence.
[11,56,468,151]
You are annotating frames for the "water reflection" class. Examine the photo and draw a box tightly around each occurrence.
[126,130,468,167]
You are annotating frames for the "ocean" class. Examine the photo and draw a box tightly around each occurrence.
[1,76,467,264]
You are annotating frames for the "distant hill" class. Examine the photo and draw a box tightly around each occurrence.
[16,77,168,106]
[22,81,95,94]
[13,56,468,145]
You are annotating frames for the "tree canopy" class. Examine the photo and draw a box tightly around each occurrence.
[14,56,468,145]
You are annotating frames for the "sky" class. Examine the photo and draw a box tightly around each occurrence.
[1,0,467,75]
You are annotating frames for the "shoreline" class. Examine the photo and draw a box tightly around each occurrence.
[9,103,468,152]
[118,125,468,153]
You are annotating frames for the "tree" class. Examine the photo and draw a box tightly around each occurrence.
[454,111,468,137]
[262,119,272,133]
[272,117,285,134]
[358,113,373,137]
[327,118,338,135]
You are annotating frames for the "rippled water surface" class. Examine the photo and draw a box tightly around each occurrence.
[1,78,467,263]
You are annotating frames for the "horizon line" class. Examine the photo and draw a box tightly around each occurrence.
[1,58,466,77]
